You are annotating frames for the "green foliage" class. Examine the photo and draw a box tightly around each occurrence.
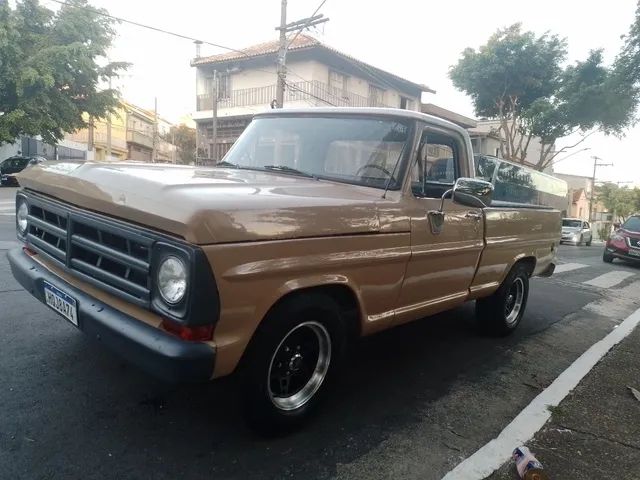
[450,24,638,170]
[162,124,196,164]
[0,0,127,145]
[614,2,640,100]
[450,24,566,119]
[596,183,640,222]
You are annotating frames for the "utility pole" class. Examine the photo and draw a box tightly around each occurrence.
[274,2,329,108]
[589,155,613,222]
[106,75,112,160]
[211,69,218,163]
[276,0,287,109]
[152,97,158,163]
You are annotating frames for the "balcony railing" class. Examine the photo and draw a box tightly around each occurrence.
[126,130,153,149]
[66,129,127,151]
[196,80,392,111]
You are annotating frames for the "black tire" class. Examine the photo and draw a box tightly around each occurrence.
[577,235,583,246]
[476,263,530,336]
[603,250,614,263]
[586,239,592,246]
[239,293,347,435]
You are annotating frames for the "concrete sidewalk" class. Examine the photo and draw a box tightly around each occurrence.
[488,326,640,479]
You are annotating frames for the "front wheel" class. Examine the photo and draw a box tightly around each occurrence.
[603,250,614,263]
[476,263,530,336]
[239,293,346,434]
[586,239,592,246]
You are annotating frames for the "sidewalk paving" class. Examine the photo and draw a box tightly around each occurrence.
[488,325,640,480]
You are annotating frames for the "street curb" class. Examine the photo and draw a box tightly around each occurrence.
[441,305,640,480]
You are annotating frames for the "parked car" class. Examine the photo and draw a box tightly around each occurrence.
[603,214,640,264]
[7,108,561,432]
[0,155,47,186]
[561,218,592,246]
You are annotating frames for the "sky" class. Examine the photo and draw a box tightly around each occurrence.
[43,0,640,185]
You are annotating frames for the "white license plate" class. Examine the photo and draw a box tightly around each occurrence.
[628,249,640,257]
[44,281,78,326]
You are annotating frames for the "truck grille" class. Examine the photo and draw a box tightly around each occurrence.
[26,195,153,305]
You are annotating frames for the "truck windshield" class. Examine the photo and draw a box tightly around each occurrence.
[222,116,411,190]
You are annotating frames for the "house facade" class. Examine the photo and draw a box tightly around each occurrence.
[191,35,433,162]
[468,119,553,173]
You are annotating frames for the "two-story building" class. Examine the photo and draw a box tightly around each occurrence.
[191,34,434,162]
[66,101,177,163]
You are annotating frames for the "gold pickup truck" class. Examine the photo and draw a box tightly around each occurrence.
[8,108,560,432]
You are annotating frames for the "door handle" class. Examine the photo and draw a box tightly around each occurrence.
[465,211,482,220]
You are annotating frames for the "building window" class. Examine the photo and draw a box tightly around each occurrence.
[204,74,231,100]
[368,84,385,107]
[218,73,231,100]
[328,70,349,98]
[400,96,414,110]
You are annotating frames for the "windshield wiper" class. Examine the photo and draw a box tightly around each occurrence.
[262,165,318,179]
[214,160,239,168]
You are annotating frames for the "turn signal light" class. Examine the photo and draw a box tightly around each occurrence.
[161,319,214,341]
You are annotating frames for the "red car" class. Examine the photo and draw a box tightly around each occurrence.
[603,214,640,264]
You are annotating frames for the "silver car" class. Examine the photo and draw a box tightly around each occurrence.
[561,218,593,246]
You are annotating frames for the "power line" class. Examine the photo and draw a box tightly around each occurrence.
[286,0,328,49]
[47,0,250,57]
[46,0,335,110]
[284,81,336,106]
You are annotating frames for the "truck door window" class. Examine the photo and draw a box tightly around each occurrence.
[410,131,459,198]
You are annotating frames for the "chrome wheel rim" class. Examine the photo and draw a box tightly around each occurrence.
[267,321,331,411]
[505,277,524,325]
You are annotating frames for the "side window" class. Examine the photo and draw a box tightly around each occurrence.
[584,222,590,229]
[410,130,459,198]
[474,155,498,182]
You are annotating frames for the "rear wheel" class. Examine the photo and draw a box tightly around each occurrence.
[239,293,347,434]
[586,239,592,246]
[476,263,530,336]
[603,250,614,263]
[577,235,584,246]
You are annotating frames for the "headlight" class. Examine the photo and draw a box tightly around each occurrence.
[157,256,188,304]
[611,234,625,242]
[16,199,28,236]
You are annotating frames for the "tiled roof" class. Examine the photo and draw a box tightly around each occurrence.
[191,34,434,94]
[192,35,320,65]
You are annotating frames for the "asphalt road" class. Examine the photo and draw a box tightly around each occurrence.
[1,185,639,480]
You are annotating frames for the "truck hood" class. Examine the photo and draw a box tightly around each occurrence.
[17,162,385,244]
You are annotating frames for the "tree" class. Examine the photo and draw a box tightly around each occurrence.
[613,1,640,118]
[596,183,640,222]
[162,124,196,164]
[450,24,638,171]
[0,0,127,145]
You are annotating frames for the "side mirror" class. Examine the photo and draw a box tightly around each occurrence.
[439,177,493,211]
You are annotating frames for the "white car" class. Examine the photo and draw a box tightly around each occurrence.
[561,218,593,246]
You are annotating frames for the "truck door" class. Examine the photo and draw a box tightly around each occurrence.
[395,127,484,325]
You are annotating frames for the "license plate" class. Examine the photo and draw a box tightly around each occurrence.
[44,281,78,326]
[628,249,640,257]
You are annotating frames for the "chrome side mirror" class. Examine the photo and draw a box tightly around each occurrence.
[439,177,493,211]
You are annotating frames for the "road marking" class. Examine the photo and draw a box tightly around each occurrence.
[553,263,588,273]
[583,271,635,288]
[0,241,19,250]
[441,305,640,480]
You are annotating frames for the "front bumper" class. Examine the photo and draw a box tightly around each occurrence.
[7,248,216,383]
[605,246,640,263]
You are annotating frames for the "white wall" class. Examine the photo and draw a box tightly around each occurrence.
[194,58,421,117]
